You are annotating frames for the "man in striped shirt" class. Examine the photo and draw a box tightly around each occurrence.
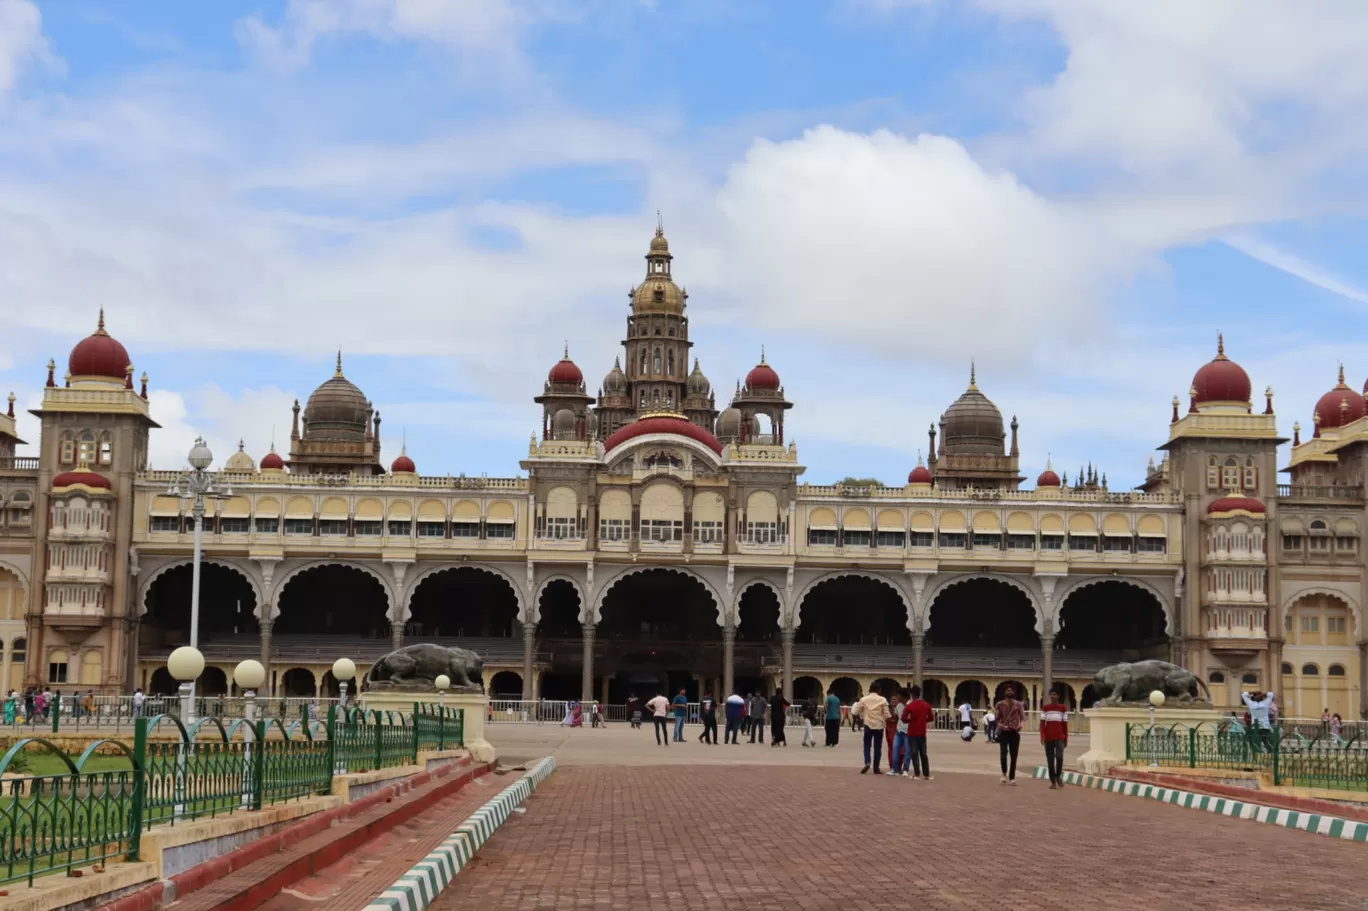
[1039,688,1069,789]
[993,685,1025,785]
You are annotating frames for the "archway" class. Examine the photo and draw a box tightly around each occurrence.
[200,667,229,697]
[1052,681,1078,710]
[320,670,340,698]
[275,565,390,639]
[954,680,988,709]
[737,584,781,643]
[490,671,523,697]
[829,677,862,704]
[793,675,823,702]
[797,575,910,646]
[408,568,519,640]
[142,563,257,650]
[149,667,177,696]
[995,679,1029,707]
[1080,684,1099,709]
[927,578,1038,649]
[922,679,949,708]
[1055,581,1168,656]
[537,580,582,639]
[280,668,315,697]
[872,677,901,696]
[597,570,719,703]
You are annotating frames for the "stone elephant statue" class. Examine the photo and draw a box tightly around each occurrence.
[366,643,485,693]
[1091,659,1210,706]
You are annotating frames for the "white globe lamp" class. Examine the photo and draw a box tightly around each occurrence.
[167,646,204,723]
[1148,690,1166,708]
[233,659,266,691]
[435,674,450,709]
[187,437,214,471]
[333,657,357,707]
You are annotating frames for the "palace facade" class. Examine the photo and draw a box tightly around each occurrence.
[0,228,1365,718]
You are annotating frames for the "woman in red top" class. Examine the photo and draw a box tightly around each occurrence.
[1040,687,1070,789]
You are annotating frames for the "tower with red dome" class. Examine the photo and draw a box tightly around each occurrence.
[534,345,595,442]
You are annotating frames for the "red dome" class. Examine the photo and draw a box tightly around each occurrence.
[68,311,131,380]
[1191,335,1250,405]
[1313,367,1366,430]
[746,362,780,390]
[1036,467,1061,487]
[547,347,583,386]
[1207,495,1265,516]
[391,451,416,473]
[604,415,723,454]
[260,449,285,470]
[907,464,932,484]
[52,469,111,490]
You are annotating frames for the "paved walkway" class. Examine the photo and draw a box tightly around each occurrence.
[440,763,1366,910]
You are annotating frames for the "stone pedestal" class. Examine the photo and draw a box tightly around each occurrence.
[359,690,497,764]
[1079,705,1221,775]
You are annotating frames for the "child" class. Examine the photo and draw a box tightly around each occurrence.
[883,689,903,775]
[1040,687,1069,789]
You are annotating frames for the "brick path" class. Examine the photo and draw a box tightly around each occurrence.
[438,766,1367,910]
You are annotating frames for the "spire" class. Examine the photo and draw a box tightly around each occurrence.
[96,308,107,336]
[335,350,344,377]
[1215,332,1227,360]
[656,209,662,231]
[237,439,245,452]
[760,345,767,365]
[6,392,13,418]
[1339,362,1346,386]
[563,341,569,359]
[969,360,977,390]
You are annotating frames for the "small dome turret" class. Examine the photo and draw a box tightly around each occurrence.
[602,357,628,396]
[224,440,256,472]
[391,446,416,474]
[687,359,711,397]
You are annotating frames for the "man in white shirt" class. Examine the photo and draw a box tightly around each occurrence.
[852,684,892,774]
[646,692,672,747]
[1241,690,1276,751]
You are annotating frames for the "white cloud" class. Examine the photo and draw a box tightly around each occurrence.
[0,0,53,93]
[1221,232,1368,307]
[144,385,299,472]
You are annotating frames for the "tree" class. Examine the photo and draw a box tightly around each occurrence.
[837,477,884,487]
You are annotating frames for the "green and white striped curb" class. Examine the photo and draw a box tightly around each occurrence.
[1033,766,1368,843]
[362,756,557,911]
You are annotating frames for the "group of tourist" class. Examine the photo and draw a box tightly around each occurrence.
[3,688,99,724]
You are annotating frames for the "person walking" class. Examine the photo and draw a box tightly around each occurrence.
[824,687,842,747]
[902,685,934,780]
[647,691,671,746]
[672,688,689,742]
[1040,687,1069,789]
[883,689,902,772]
[769,690,789,747]
[994,685,1025,785]
[698,692,718,744]
[749,691,768,744]
[801,699,818,747]
[984,707,997,743]
[1241,689,1276,751]
[853,684,891,774]
[724,691,745,744]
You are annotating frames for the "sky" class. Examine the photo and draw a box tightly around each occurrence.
[3,1,1368,486]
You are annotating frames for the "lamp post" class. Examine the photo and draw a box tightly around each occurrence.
[234,659,266,809]
[168,646,205,722]
[167,437,230,708]
[435,674,450,711]
[1148,689,1166,767]
[333,658,357,709]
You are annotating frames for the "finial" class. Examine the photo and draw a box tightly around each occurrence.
[238,439,244,451]
[139,371,148,399]
[760,345,766,364]
[1046,453,1053,469]
[1339,362,1346,385]
[1171,394,1180,423]
[656,209,663,232]
[916,449,924,467]
[96,308,106,334]
[613,356,621,368]
[335,350,343,377]
[563,341,569,358]
[124,364,134,390]
[693,357,700,371]
[1293,420,1301,446]
[46,359,55,388]
[1216,332,1225,358]
[969,360,977,390]
[6,392,13,418]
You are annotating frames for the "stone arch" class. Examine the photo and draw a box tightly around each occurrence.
[734,578,786,628]
[793,570,912,630]
[271,559,395,621]
[1280,587,1362,640]
[533,573,587,625]
[138,558,264,617]
[592,565,724,626]
[403,562,527,624]
[923,572,1044,634]
[1053,575,1173,637]
[0,556,30,594]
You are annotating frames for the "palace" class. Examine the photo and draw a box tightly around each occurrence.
[0,227,1364,718]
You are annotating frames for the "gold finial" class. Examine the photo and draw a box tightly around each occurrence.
[1339,362,1346,386]
[96,308,106,335]
[1216,332,1225,358]
[335,350,344,377]
[760,345,766,364]
[656,209,663,232]
[1314,410,1322,425]
[563,341,569,359]
[968,361,978,390]
[238,439,244,451]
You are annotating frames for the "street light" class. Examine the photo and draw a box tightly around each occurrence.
[167,437,231,708]
[233,659,265,809]
[333,658,357,708]
[435,674,450,710]
[168,646,205,722]
[1148,689,1166,767]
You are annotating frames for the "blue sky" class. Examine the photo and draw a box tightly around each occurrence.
[3,1,1368,486]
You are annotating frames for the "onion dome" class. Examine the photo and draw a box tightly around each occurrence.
[304,352,370,441]
[745,349,780,390]
[224,440,256,472]
[548,344,584,387]
[941,364,1005,456]
[391,446,416,474]
[605,414,723,454]
[52,467,112,490]
[68,309,131,380]
[687,359,711,397]
[260,445,285,471]
[631,225,686,315]
[1191,334,1251,406]
[1313,365,1366,431]
[717,407,742,442]
[1208,495,1266,517]
[907,454,932,486]
[602,357,628,396]
[552,408,577,439]
[1036,459,1061,488]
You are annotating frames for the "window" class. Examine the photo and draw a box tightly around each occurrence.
[1309,536,1331,551]
[747,522,779,544]
[938,532,966,548]
[219,518,249,534]
[1282,535,1303,550]
[544,517,576,539]
[1329,664,1347,677]
[48,650,68,685]
[1068,535,1098,551]
[843,529,871,547]
[318,519,347,536]
[644,519,683,542]
[1310,520,1328,531]
[971,533,1001,549]
[1007,534,1035,550]
[1301,615,1319,633]
[59,434,75,465]
[1336,536,1357,553]
[451,522,480,539]
[387,520,411,537]
[354,521,382,537]
[693,521,721,544]
[1241,673,1258,685]
[150,516,180,533]
[1208,671,1225,683]
[600,519,629,542]
[1243,458,1256,490]
[416,521,446,538]
[1329,616,1347,634]
[1103,536,1133,553]
[1206,457,1218,489]
[255,518,279,534]
[1301,663,1320,676]
[1040,534,1064,551]
[909,531,934,548]
[876,531,905,548]
[78,433,96,466]
[284,518,314,535]
[1281,662,1293,675]
[1222,458,1240,489]
[1285,613,1293,631]
[99,433,112,466]
[486,522,515,539]
[1136,537,1166,553]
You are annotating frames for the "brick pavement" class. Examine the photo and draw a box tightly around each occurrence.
[438,766,1367,910]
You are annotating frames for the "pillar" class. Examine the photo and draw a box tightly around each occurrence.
[1041,635,1054,698]
[781,627,795,700]
[390,619,403,651]
[722,625,736,698]
[601,674,610,708]
[581,624,595,703]
[912,632,924,688]
[521,622,537,701]
[1359,641,1367,719]
[259,616,273,697]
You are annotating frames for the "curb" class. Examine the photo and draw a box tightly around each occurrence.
[363,756,557,911]
[1034,766,1368,843]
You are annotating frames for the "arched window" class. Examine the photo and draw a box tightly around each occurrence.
[667,328,675,337]
[1243,457,1256,489]
[652,389,660,406]
[59,431,75,465]
[1206,456,1218,489]
[48,649,68,684]
[1208,671,1225,683]
[78,432,96,466]
[652,348,661,375]
[666,349,674,376]
[1301,663,1320,676]
[99,431,112,466]
[1222,457,1240,489]
[639,390,647,408]
[1310,519,1328,531]
[1329,664,1346,677]
[1241,673,1258,685]
[639,349,648,375]
[1281,662,1293,675]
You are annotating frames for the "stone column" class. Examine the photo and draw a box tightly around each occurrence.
[781,627,795,700]
[259,616,273,697]
[1041,635,1055,697]
[1359,640,1368,719]
[521,622,537,700]
[581,623,596,703]
[390,620,403,651]
[722,625,736,699]
[601,675,610,709]
[912,632,924,688]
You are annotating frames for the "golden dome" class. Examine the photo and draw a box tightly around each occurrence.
[632,225,686,315]
[304,352,370,442]
[224,440,256,471]
[941,364,1005,456]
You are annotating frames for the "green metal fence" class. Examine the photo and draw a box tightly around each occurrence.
[0,702,462,886]
[1124,721,1368,791]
